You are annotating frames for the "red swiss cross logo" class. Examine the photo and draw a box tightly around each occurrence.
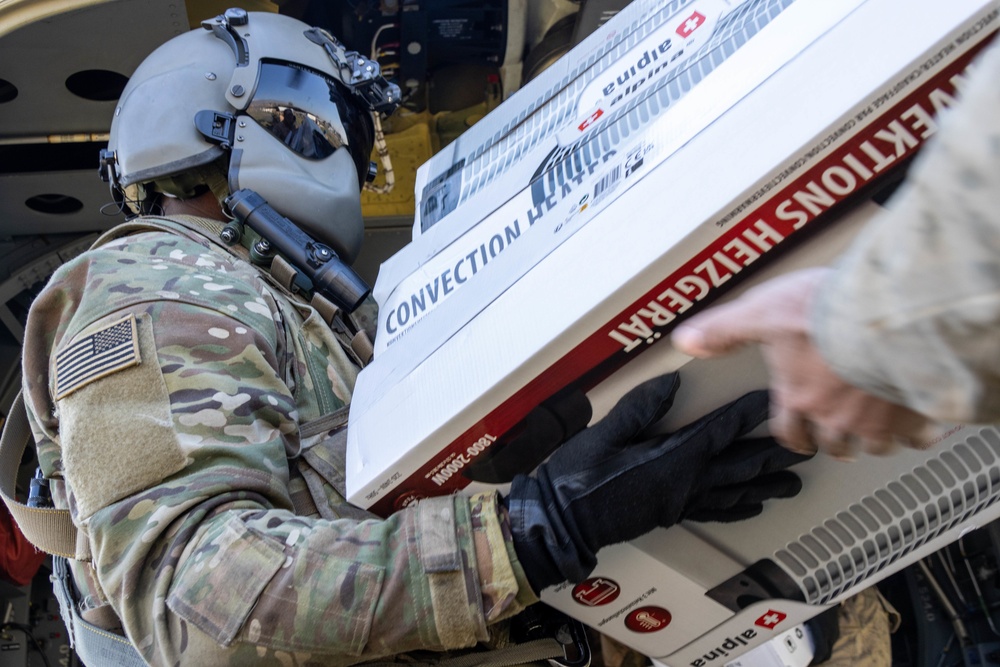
[754,610,787,629]
[676,11,706,38]
[579,108,604,131]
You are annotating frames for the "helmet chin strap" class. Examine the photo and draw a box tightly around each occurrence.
[205,163,232,214]
[223,188,371,313]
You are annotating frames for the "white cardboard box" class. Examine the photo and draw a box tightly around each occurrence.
[348,0,1000,661]
[350,0,997,512]
[374,0,844,353]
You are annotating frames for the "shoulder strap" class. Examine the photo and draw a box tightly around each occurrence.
[0,392,88,560]
[51,556,148,666]
[358,638,566,667]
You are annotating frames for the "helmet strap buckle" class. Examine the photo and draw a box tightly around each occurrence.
[195,110,237,150]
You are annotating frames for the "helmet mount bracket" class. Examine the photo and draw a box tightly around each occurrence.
[202,9,255,110]
[303,28,401,115]
[98,148,117,184]
[98,148,135,217]
[201,9,250,66]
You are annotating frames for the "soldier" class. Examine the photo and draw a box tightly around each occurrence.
[18,9,806,666]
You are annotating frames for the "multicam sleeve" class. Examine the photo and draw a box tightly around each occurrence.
[812,42,1000,424]
[59,299,531,666]
[23,235,534,666]
[469,492,540,622]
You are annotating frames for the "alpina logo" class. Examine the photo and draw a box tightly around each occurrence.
[687,608,789,666]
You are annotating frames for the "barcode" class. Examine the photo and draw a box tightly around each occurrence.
[594,166,622,200]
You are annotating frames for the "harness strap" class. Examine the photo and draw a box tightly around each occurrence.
[443,639,565,667]
[51,556,148,666]
[359,638,566,667]
[351,329,375,366]
[0,392,87,560]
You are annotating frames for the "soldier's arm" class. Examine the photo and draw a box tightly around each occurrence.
[813,41,1000,424]
[22,237,535,666]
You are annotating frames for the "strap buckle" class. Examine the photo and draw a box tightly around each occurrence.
[511,603,592,667]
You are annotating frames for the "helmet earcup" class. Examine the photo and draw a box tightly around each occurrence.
[113,34,233,189]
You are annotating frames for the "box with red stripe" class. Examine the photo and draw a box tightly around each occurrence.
[349,0,998,659]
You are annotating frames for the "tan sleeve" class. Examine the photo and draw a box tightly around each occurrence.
[469,492,539,622]
[813,42,1000,424]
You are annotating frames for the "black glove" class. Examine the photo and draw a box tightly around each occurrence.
[504,373,808,592]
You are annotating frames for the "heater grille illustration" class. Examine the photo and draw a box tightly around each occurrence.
[773,428,1000,605]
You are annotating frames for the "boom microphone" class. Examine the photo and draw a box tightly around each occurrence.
[225,188,370,313]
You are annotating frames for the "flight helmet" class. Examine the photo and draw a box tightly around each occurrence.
[101,8,399,264]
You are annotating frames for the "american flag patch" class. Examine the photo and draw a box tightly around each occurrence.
[54,314,141,399]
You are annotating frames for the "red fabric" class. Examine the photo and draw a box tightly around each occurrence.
[0,503,46,586]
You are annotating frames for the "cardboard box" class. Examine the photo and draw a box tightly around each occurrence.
[351,0,997,511]
[373,0,851,354]
[347,0,1000,661]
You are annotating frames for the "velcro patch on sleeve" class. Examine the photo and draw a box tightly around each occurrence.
[54,314,141,400]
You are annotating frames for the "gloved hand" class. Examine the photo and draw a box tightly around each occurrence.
[504,373,808,592]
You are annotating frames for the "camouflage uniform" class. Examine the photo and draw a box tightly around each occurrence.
[21,214,537,666]
[814,42,1000,425]
[823,588,900,667]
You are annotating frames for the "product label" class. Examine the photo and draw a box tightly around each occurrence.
[381,0,798,352]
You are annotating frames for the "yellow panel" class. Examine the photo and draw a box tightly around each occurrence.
[361,119,435,219]
[0,0,279,38]
[0,0,111,37]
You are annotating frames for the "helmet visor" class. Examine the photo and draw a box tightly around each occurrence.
[246,61,374,187]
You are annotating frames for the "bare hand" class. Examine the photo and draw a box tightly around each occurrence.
[671,268,931,458]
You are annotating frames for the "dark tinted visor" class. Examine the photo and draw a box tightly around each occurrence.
[246,61,374,187]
